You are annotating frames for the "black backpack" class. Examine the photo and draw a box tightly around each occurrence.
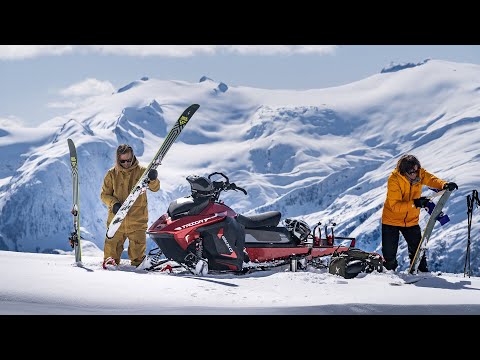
[328,247,384,279]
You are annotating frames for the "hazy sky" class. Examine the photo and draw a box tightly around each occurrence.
[1,45,479,126]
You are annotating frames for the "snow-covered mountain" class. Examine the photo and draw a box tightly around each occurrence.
[1,59,479,274]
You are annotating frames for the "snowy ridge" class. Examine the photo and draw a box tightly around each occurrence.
[381,59,430,73]
[0,60,480,275]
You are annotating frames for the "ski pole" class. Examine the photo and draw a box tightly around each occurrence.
[464,190,479,277]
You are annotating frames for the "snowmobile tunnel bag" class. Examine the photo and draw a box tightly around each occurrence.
[244,226,296,247]
[329,256,364,279]
[328,247,384,279]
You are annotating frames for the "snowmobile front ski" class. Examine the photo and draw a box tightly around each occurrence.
[106,104,200,239]
[67,138,82,263]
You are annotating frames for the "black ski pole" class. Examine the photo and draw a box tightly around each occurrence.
[464,190,479,277]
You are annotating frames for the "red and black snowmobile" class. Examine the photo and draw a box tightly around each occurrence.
[140,172,359,275]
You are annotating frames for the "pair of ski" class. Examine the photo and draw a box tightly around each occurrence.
[390,189,453,286]
[67,139,82,264]
[66,104,200,264]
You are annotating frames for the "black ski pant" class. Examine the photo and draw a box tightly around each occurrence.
[381,224,428,272]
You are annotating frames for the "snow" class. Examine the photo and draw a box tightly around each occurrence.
[2,245,480,314]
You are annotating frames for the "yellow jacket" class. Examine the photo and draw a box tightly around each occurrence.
[381,168,446,227]
[100,156,160,232]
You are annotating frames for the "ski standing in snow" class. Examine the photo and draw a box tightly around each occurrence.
[409,189,452,274]
[465,189,480,277]
[67,138,82,264]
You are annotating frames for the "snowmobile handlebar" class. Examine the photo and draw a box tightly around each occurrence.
[208,172,248,197]
[229,182,247,195]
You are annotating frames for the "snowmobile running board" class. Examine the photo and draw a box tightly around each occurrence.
[141,243,355,274]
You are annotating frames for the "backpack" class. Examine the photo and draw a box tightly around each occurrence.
[284,218,311,243]
[328,247,384,279]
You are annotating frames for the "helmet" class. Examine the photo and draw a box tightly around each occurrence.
[284,218,311,242]
[186,175,214,198]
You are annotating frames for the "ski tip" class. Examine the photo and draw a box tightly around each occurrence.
[189,104,200,112]
[188,104,200,113]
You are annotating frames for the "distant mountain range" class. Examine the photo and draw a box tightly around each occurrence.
[1,59,479,274]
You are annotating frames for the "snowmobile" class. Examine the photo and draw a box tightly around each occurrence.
[140,172,359,275]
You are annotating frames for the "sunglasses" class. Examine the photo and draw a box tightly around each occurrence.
[119,158,133,164]
[406,168,418,175]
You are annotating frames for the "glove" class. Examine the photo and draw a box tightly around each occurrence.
[443,182,458,191]
[413,197,429,208]
[147,169,158,181]
[112,202,121,215]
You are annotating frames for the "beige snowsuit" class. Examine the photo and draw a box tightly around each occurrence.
[100,156,160,266]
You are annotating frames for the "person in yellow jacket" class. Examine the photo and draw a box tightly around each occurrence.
[381,154,458,272]
[100,144,160,268]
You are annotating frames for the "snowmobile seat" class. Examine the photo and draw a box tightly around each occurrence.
[236,211,281,229]
[167,196,210,220]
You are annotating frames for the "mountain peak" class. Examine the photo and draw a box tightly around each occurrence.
[149,99,163,113]
[117,77,149,93]
[217,82,228,93]
[381,59,430,73]
[199,75,214,83]
[199,76,229,94]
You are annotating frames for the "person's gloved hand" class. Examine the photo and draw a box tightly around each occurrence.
[443,182,458,191]
[112,202,121,214]
[148,169,158,181]
[413,197,430,208]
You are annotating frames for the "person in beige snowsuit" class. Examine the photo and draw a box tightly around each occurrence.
[100,144,160,267]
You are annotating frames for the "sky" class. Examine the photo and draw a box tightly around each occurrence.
[1,45,480,127]
[1,244,479,315]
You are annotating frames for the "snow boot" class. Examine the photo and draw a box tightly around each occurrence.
[136,249,165,271]
[102,257,118,270]
[194,259,209,276]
